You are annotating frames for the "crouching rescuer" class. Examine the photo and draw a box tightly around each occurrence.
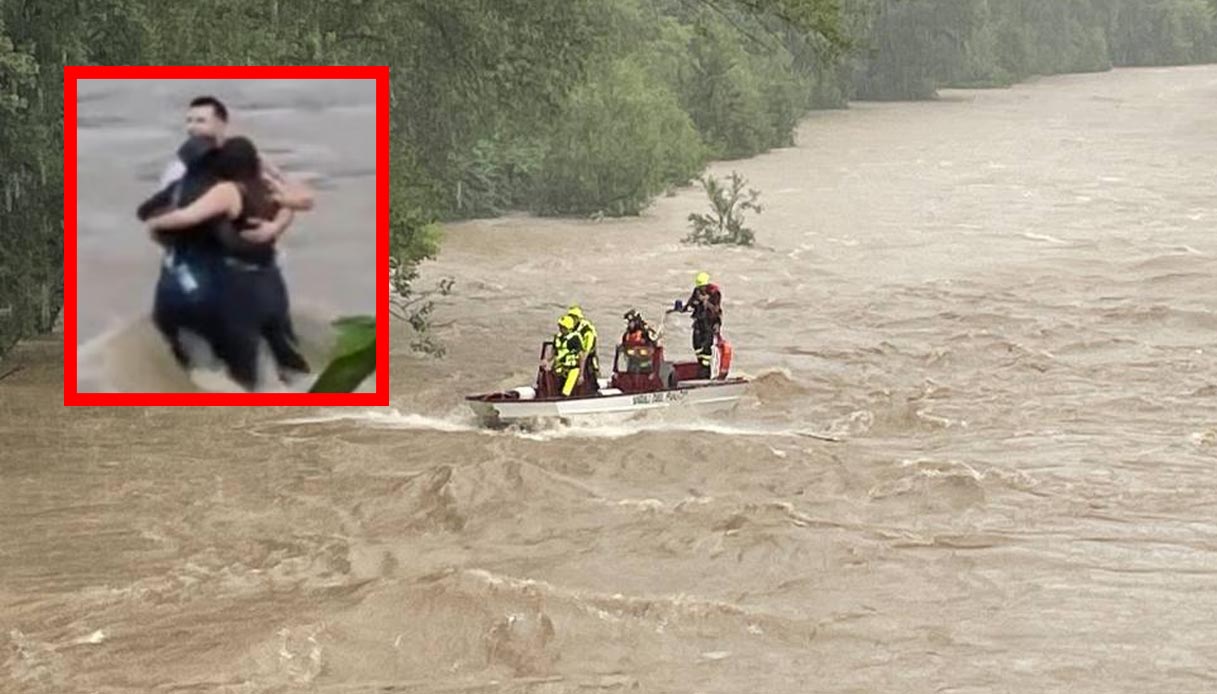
[542,313,588,397]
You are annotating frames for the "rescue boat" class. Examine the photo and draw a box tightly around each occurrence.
[466,314,747,426]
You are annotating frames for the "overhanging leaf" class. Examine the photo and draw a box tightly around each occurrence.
[309,314,377,393]
[309,339,376,393]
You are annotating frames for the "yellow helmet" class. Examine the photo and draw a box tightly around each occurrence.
[567,305,584,320]
[558,314,576,331]
[695,271,710,287]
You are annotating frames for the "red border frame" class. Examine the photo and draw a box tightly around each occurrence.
[63,65,389,406]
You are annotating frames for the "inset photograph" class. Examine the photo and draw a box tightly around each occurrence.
[66,67,387,404]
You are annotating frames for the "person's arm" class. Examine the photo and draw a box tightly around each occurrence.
[261,157,315,211]
[541,336,557,369]
[136,183,176,221]
[146,184,237,232]
[239,206,295,244]
[260,156,286,182]
[268,176,315,211]
[685,289,700,312]
[572,334,590,383]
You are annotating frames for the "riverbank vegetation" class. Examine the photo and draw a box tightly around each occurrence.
[2,0,1214,357]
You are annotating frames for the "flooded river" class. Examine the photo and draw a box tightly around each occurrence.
[3,66,1216,692]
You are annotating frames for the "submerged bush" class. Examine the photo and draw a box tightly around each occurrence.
[685,171,762,247]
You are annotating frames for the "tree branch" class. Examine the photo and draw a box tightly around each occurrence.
[0,365,24,383]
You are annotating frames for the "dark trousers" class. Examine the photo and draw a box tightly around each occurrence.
[153,246,223,369]
[153,250,308,390]
[584,352,600,392]
[692,319,718,378]
[217,261,310,388]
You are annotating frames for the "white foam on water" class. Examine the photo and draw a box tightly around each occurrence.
[1022,232,1069,245]
[274,409,482,433]
[271,408,842,443]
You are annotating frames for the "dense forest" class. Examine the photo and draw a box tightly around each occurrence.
[2,0,1215,357]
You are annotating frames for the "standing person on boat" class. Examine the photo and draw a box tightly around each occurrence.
[541,313,587,397]
[674,271,722,378]
[566,304,600,393]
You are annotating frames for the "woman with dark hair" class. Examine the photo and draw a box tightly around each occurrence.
[145,136,310,390]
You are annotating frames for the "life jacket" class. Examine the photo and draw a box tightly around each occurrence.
[573,319,601,378]
[689,284,722,322]
[624,322,658,345]
[574,318,598,352]
[552,331,582,369]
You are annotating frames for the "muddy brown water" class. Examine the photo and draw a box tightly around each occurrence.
[3,66,1216,692]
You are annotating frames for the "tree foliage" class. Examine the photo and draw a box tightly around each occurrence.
[1,3,71,358]
[685,172,763,246]
[533,58,706,217]
[3,0,1216,362]
[848,0,1217,99]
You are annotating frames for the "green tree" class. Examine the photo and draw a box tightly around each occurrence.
[533,58,706,216]
[685,171,762,246]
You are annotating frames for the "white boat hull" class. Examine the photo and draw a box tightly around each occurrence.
[468,379,748,424]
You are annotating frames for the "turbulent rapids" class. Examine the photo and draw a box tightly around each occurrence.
[5,67,1217,692]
